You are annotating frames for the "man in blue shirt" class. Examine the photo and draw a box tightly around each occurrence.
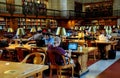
[43,33,54,46]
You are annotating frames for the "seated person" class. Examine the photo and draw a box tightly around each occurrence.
[46,36,81,72]
[42,33,54,46]
[98,29,111,41]
[98,29,112,59]
[46,36,72,65]
[28,30,43,41]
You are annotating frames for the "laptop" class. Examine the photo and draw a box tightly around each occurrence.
[68,42,78,51]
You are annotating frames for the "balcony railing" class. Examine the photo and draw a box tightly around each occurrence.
[0,2,120,19]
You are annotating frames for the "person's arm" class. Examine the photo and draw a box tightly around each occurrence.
[65,50,72,58]
[56,47,68,57]
[28,36,33,41]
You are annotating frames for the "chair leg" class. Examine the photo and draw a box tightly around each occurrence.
[50,69,52,78]
[59,69,61,78]
[71,66,74,78]
[94,50,96,60]
[37,72,42,78]
[56,69,58,78]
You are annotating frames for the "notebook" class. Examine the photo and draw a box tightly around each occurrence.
[68,42,78,51]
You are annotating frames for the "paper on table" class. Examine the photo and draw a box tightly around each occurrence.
[4,70,18,74]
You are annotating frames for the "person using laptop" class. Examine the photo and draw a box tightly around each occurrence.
[46,36,81,73]
[46,36,72,65]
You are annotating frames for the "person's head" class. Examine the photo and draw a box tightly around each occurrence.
[100,29,105,34]
[44,33,50,39]
[53,36,61,47]
[37,30,42,34]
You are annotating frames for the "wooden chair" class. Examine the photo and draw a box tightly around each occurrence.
[25,40,36,45]
[21,52,46,65]
[21,52,46,78]
[87,40,99,60]
[47,52,74,78]
[15,47,30,62]
[92,41,101,59]
[31,47,47,64]
[31,47,46,54]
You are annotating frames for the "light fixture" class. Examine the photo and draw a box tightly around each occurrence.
[106,26,112,35]
[88,26,96,40]
[56,27,66,41]
[16,28,25,46]
[56,27,66,36]
[30,27,37,33]
[78,31,84,39]
[37,27,42,31]
[7,28,14,33]
[37,0,40,3]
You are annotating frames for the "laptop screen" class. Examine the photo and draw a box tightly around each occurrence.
[68,42,78,51]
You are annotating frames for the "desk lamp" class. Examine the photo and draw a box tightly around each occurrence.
[7,28,14,33]
[37,27,42,31]
[16,28,25,46]
[30,27,37,34]
[7,28,14,38]
[56,27,66,36]
[106,26,112,35]
[56,27,66,41]
[78,31,84,40]
[89,26,96,40]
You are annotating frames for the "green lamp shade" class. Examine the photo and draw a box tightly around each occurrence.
[16,28,25,36]
[56,27,66,36]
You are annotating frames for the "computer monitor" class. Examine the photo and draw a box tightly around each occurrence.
[68,42,78,51]
[66,32,72,37]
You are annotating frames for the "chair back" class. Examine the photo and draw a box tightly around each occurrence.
[15,47,30,62]
[25,40,36,45]
[47,51,57,65]
[47,50,74,78]
[47,50,70,66]
[31,47,46,54]
[21,52,46,65]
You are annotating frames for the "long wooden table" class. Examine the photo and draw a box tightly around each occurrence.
[0,61,48,78]
[5,44,47,61]
[71,47,97,75]
[6,44,47,51]
[91,40,118,58]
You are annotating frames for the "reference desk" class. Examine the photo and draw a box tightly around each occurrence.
[0,61,48,78]
[71,47,97,75]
